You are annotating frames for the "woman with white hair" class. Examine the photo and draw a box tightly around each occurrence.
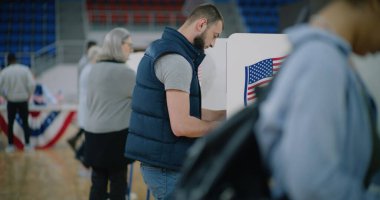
[84,27,135,200]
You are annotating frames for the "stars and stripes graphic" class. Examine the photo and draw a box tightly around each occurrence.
[0,108,76,149]
[244,56,286,106]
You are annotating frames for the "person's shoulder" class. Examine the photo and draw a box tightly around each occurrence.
[292,38,346,66]
[161,53,186,59]
[10,63,31,70]
[106,62,134,73]
[157,54,187,64]
[120,63,136,74]
[0,64,22,73]
[156,54,191,74]
[287,25,349,61]
[284,42,347,85]
[0,66,11,73]
[104,63,136,82]
[17,64,33,73]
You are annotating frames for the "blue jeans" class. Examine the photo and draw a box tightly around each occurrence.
[140,163,179,200]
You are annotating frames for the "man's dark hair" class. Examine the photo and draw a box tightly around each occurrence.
[6,53,17,66]
[187,4,224,28]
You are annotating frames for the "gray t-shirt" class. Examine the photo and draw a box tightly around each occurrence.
[154,54,192,93]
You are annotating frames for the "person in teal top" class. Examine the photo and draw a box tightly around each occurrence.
[256,0,380,199]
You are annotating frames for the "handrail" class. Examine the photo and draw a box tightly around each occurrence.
[35,42,57,56]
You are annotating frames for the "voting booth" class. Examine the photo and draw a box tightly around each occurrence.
[200,33,291,117]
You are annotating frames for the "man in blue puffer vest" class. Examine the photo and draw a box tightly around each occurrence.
[125,4,225,199]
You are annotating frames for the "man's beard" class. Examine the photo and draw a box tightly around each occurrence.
[194,32,206,51]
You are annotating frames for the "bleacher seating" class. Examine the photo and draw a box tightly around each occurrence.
[0,0,56,67]
[237,0,298,33]
[86,0,186,28]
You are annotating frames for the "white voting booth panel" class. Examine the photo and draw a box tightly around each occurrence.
[226,33,291,117]
[200,38,227,111]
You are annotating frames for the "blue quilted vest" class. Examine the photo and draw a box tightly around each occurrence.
[125,27,205,171]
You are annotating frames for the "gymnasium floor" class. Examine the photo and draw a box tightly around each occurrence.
[0,124,149,200]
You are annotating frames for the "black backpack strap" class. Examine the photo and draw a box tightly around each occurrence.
[364,96,380,187]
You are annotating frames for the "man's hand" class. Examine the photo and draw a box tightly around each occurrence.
[166,89,220,138]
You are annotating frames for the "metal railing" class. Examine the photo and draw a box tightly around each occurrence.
[0,40,84,76]
[33,42,57,76]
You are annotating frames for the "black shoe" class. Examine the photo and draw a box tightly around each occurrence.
[67,138,76,150]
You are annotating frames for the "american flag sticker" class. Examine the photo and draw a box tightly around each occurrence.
[244,56,286,106]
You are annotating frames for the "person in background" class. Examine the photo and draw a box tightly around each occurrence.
[68,40,98,150]
[74,45,101,175]
[84,28,135,200]
[0,53,36,153]
[256,0,380,199]
[78,40,97,76]
[124,4,225,199]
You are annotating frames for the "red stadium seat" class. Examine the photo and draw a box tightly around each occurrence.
[86,0,185,26]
